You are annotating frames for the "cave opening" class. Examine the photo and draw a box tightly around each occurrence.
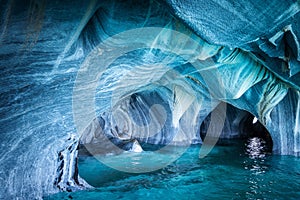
[75,97,280,194]
[200,103,273,156]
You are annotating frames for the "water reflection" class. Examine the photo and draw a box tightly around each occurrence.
[48,140,300,199]
[246,137,267,159]
[244,137,270,198]
[244,137,269,174]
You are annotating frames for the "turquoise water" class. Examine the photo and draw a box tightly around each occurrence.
[45,139,300,199]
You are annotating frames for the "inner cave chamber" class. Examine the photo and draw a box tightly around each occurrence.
[0,0,300,199]
[78,94,274,156]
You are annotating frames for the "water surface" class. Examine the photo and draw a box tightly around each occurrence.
[45,139,300,199]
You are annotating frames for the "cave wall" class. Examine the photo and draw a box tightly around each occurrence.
[164,0,300,83]
[0,0,299,199]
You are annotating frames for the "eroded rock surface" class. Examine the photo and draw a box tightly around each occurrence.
[0,0,299,199]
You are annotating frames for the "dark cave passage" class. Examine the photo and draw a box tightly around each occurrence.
[200,103,273,154]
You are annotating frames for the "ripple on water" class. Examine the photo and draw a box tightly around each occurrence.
[44,140,300,199]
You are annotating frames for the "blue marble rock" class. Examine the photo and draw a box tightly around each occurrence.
[0,0,299,199]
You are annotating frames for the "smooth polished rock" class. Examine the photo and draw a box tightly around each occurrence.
[0,0,299,199]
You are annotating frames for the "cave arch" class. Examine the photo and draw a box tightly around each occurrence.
[200,102,273,153]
